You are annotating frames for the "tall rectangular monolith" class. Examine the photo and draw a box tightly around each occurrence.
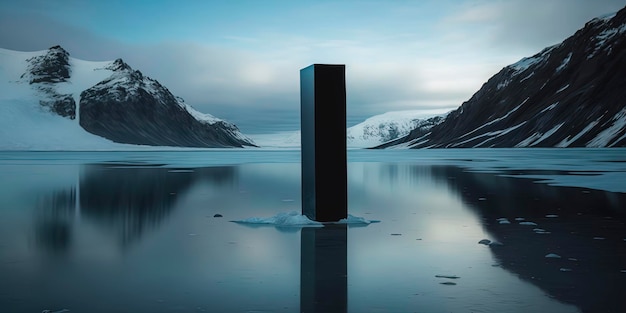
[300,64,347,222]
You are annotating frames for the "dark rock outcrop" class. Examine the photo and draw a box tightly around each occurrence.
[42,94,76,119]
[21,46,76,119]
[21,45,71,84]
[79,59,255,148]
[385,7,626,148]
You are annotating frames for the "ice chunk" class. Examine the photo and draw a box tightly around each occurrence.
[560,268,573,272]
[545,253,561,258]
[534,228,551,234]
[514,217,525,221]
[232,211,322,227]
[519,221,538,226]
[336,214,380,224]
[545,214,559,218]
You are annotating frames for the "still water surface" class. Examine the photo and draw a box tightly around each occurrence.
[0,149,625,313]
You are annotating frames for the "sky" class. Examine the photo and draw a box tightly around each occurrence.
[1,0,624,134]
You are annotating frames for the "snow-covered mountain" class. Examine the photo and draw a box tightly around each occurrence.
[250,111,445,148]
[346,111,445,148]
[380,6,626,149]
[0,46,255,150]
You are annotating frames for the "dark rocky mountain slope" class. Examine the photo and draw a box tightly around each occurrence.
[381,6,626,149]
[15,46,255,148]
[79,59,255,148]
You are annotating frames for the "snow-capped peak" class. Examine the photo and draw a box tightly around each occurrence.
[0,46,256,149]
[347,110,446,148]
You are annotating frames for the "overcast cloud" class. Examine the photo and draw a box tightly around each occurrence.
[1,0,624,133]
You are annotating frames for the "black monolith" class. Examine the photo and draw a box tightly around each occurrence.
[300,64,347,222]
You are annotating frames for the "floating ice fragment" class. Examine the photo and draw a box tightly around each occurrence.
[533,228,546,232]
[478,239,491,245]
[478,197,487,201]
[496,218,508,221]
[440,281,457,285]
[519,221,538,226]
[281,199,294,202]
[232,211,322,227]
[499,220,511,224]
[545,253,562,258]
[621,270,626,273]
[435,275,460,279]
[336,214,380,224]
[390,233,402,236]
[489,240,504,246]
[545,214,559,218]
[560,268,573,272]
[593,237,606,240]
[514,217,525,221]
[213,214,223,218]
[568,258,578,261]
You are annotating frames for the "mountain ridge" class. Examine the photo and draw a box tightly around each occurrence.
[379,6,626,149]
[0,46,255,150]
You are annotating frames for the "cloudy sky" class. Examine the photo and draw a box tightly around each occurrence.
[1,0,624,134]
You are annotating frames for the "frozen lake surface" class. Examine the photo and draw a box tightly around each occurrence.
[0,148,625,312]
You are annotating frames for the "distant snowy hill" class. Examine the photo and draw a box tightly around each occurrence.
[250,111,445,148]
[346,111,445,148]
[380,6,626,149]
[0,46,255,150]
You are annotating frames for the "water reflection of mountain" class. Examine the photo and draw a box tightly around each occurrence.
[429,166,626,313]
[35,164,236,251]
[35,188,76,254]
